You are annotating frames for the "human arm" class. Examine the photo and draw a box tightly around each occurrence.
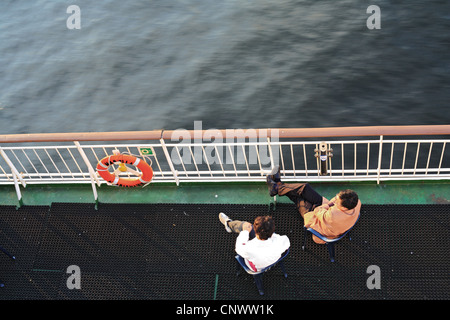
[304,203,332,228]
[235,230,251,259]
[317,196,335,211]
[325,196,337,207]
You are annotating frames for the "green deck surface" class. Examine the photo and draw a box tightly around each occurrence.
[1,180,449,207]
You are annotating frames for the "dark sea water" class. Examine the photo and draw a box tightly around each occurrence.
[1,0,449,134]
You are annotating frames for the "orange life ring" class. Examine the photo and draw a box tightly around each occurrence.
[96,154,153,187]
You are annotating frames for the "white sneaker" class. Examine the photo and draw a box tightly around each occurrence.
[219,212,232,233]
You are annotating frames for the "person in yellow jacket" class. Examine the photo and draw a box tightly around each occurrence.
[266,166,361,244]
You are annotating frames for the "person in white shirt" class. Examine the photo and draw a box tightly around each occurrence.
[219,213,290,272]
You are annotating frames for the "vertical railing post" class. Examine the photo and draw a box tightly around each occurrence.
[0,147,26,208]
[160,138,179,186]
[438,142,446,175]
[74,141,100,207]
[377,135,384,184]
[12,173,23,208]
[267,137,274,169]
[267,137,277,208]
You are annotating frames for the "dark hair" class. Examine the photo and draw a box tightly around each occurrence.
[338,189,359,210]
[253,216,275,240]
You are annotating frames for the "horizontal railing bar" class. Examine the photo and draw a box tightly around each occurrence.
[3,164,450,175]
[3,139,448,151]
[8,167,448,180]
[162,125,450,139]
[163,140,379,147]
[163,139,450,148]
[382,139,450,143]
[3,165,449,175]
[2,176,448,186]
[0,144,160,151]
[0,131,163,144]
[3,172,449,181]
[1,125,449,143]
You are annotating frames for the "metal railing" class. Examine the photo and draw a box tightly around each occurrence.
[1,125,449,204]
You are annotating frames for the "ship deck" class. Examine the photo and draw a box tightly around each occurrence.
[0,181,449,301]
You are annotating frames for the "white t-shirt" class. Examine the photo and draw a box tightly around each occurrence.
[235,230,290,272]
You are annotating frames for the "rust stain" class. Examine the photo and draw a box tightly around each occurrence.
[431,194,450,204]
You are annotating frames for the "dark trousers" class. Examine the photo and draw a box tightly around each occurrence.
[277,183,323,217]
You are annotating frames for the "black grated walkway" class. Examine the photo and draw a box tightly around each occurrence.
[0,202,449,300]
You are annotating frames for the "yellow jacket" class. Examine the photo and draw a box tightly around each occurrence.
[303,200,361,244]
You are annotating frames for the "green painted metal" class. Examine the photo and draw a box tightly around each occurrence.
[1,180,449,207]
[213,274,219,300]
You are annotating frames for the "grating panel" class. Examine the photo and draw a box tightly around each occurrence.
[0,205,49,270]
[388,204,450,278]
[1,202,449,300]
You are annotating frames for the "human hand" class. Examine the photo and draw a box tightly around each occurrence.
[242,222,253,232]
[327,196,337,206]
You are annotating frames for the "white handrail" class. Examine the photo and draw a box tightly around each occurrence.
[0,126,448,204]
